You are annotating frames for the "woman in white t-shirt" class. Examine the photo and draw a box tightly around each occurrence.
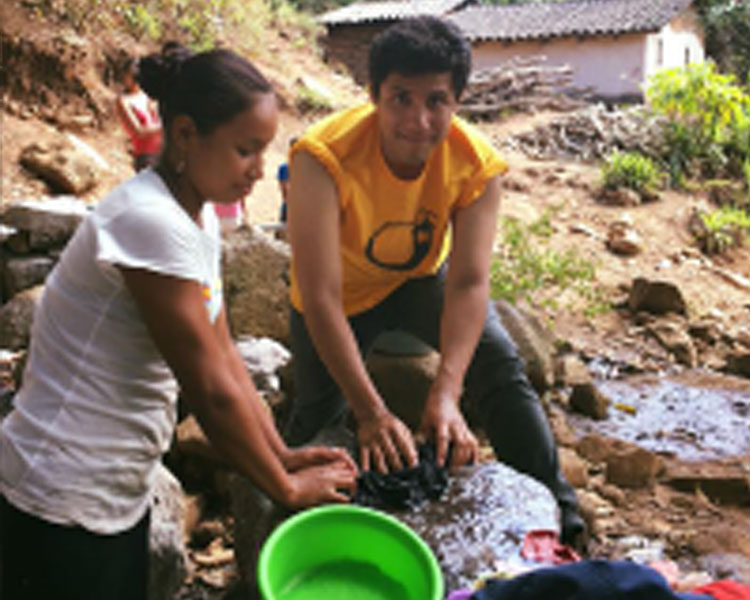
[0,44,357,600]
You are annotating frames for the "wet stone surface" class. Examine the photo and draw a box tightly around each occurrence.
[231,436,558,596]
[568,372,750,461]
[386,462,558,592]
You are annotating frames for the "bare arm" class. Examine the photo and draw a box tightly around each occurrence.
[420,175,502,468]
[288,151,417,473]
[120,268,356,507]
[212,301,357,473]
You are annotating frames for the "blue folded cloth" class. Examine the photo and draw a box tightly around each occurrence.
[470,560,712,600]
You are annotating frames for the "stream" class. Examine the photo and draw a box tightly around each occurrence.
[567,368,750,461]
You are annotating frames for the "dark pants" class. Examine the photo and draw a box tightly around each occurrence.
[284,269,581,525]
[0,495,150,600]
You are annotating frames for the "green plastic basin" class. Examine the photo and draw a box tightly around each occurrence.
[257,504,443,600]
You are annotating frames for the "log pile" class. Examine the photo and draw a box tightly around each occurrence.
[501,104,669,162]
[460,56,592,118]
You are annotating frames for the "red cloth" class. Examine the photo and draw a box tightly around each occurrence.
[520,530,581,565]
[129,106,162,155]
[691,581,750,600]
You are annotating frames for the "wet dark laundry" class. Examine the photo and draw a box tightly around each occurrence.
[469,560,711,600]
[353,443,449,510]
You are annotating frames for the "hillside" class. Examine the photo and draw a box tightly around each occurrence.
[3,0,750,597]
[1,0,366,221]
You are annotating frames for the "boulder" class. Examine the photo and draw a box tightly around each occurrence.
[0,285,44,350]
[222,226,291,344]
[698,553,750,584]
[569,382,611,420]
[576,433,626,464]
[0,196,89,250]
[627,278,687,316]
[3,256,55,298]
[664,460,750,506]
[606,220,642,256]
[149,463,189,600]
[0,349,24,419]
[555,354,592,387]
[726,352,750,378]
[598,187,642,207]
[646,320,697,367]
[366,346,440,431]
[559,447,589,488]
[230,428,558,596]
[605,446,661,489]
[494,299,555,394]
[19,138,99,194]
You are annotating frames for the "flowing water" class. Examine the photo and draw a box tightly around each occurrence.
[568,369,750,461]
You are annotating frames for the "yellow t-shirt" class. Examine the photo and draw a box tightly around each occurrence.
[290,103,508,316]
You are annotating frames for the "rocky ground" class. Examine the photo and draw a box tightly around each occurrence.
[2,1,750,598]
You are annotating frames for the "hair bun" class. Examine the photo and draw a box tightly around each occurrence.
[138,42,194,103]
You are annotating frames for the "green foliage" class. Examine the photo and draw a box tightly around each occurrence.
[646,62,750,186]
[601,151,663,194]
[701,1,750,83]
[120,4,161,41]
[294,85,334,114]
[285,0,350,14]
[34,0,320,57]
[490,212,608,316]
[695,205,750,254]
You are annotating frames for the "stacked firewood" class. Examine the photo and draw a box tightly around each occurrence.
[460,56,592,118]
[501,104,669,161]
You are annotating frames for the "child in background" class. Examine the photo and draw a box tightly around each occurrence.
[277,161,289,223]
[116,57,162,171]
[278,137,298,222]
[213,198,247,234]
[274,137,296,241]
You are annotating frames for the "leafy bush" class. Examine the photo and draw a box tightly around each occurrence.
[702,1,750,84]
[294,85,334,114]
[693,205,750,254]
[646,62,750,186]
[490,213,608,316]
[601,151,663,194]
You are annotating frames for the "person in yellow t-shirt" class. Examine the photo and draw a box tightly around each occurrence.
[285,16,586,548]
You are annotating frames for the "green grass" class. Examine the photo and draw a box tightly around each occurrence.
[294,84,334,114]
[695,205,750,254]
[601,151,664,195]
[490,212,610,317]
[31,0,322,58]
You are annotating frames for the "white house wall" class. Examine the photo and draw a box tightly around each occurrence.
[472,34,649,100]
[644,21,705,83]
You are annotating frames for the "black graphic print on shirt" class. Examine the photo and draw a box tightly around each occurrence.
[364,208,437,271]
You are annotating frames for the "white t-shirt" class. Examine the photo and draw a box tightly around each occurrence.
[0,169,222,534]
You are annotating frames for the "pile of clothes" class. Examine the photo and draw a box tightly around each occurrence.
[446,531,750,600]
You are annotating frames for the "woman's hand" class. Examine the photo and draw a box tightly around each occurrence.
[284,458,358,509]
[281,445,358,474]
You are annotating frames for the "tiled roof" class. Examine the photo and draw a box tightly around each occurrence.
[446,0,694,41]
[320,0,471,26]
